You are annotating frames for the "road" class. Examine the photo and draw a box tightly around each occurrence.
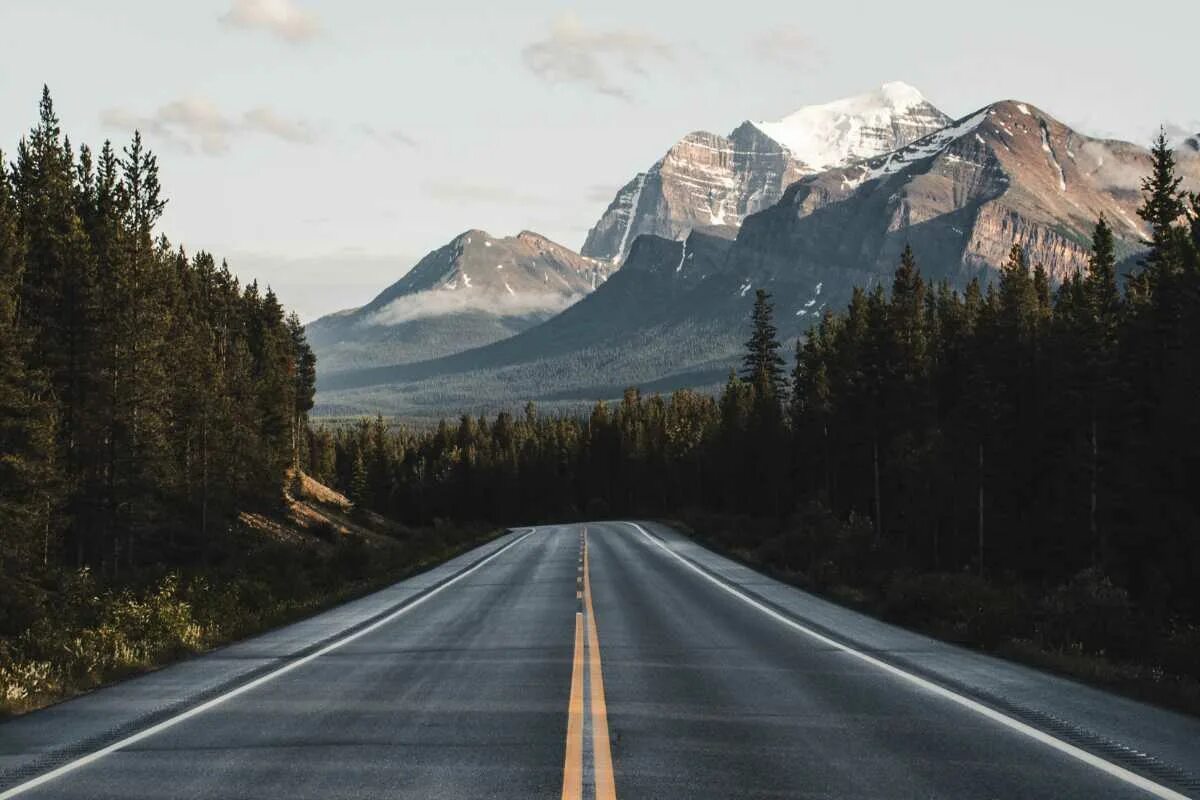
[2,522,1199,799]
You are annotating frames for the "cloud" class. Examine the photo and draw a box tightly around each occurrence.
[423,179,548,207]
[1075,136,1200,197]
[220,0,319,43]
[1162,122,1200,143]
[364,288,579,327]
[243,107,316,144]
[521,15,673,101]
[101,98,317,155]
[1161,123,1200,161]
[750,28,824,70]
[1078,141,1149,192]
[357,124,419,150]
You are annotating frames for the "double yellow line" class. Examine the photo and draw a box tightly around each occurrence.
[562,528,617,800]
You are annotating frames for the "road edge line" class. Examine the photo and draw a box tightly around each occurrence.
[0,529,536,800]
[624,522,1190,800]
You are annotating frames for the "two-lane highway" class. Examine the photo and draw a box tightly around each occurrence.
[1,523,1197,799]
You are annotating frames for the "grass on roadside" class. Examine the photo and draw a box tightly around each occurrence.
[0,475,501,717]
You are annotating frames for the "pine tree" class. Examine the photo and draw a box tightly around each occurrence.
[886,245,930,413]
[111,132,172,568]
[0,152,60,577]
[287,312,317,469]
[1128,129,1187,303]
[1080,216,1123,562]
[741,288,785,393]
[1139,130,1187,243]
[12,88,100,566]
[349,447,368,505]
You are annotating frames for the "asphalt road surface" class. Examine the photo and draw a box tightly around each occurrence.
[2,522,1198,799]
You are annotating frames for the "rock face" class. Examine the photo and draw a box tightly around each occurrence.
[306,230,611,374]
[581,82,952,263]
[730,101,1200,302]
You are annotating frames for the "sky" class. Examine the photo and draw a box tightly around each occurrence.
[2,0,1198,321]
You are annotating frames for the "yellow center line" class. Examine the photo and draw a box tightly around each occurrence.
[561,612,585,800]
[584,528,618,800]
[562,527,618,800]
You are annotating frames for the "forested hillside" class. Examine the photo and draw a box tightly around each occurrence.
[310,135,1200,708]
[0,88,317,588]
[0,91,500,713]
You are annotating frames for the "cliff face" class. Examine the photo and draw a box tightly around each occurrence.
[730,101,1200,306]
[582,83,952,263]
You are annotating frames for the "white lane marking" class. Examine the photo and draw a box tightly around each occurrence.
[623,522,1189,800]
[0,530,537,799]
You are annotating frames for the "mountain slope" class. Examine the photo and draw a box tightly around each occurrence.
[306,229,611,374]
[316,231,744,414]
[315,105,1200,418]
[730,101,1200,300]
[581,83,952,262]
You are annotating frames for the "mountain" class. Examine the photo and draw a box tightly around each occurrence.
[729,101,1200,295]
[581,82,952,262]
[316,230,741,416]
[306,229,612,374]
[316,102,1200,418]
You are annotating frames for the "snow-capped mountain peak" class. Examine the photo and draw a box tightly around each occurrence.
[581,82,952,262]
[751,82,950,171]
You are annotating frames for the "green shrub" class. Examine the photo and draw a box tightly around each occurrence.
[1,522,501,716]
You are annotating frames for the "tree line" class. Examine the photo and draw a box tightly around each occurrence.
[0,89,316,609]
[310,133,1200,631]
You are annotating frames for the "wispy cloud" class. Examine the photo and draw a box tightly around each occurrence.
[365,288,580,327]
[357,124,419,150]
[220,0,319,43]
[749,28,824,70]
[1162,122,1200,151]
[521,14,673,102]
[101,98,317,155]
[423,179,548,207]
[243,107,316,144]
[1077,141,1147,192]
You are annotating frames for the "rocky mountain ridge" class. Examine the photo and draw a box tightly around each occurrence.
[306,229,611,374]
[729,100,1200,296]
[316,102,1200,417]
[581,82,953,262]
[311,85,1200,418]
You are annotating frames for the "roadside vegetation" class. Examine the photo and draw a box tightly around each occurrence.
[671,509,1200,716]
[309,135,1200,715]
[1,472,497,716]
[0,90,496,715]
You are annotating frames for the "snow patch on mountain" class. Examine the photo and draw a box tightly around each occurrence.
[752,82,940,170]
[1040,120,1067,192]
[614,173,647,263]
[867,108,990,180]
